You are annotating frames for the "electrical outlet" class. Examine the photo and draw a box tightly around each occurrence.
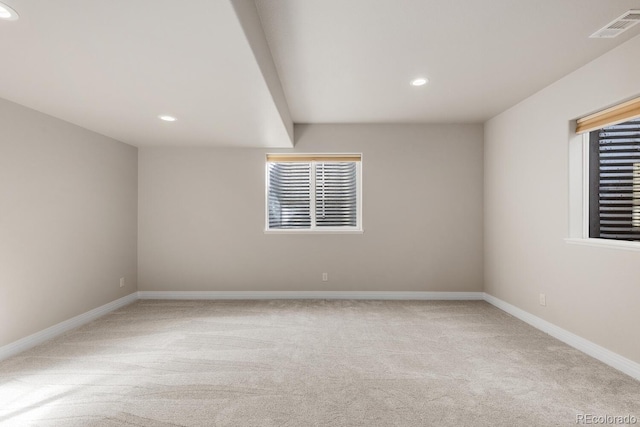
[539,293,546,306]
[322,273,328,282]
[120,277,125,288]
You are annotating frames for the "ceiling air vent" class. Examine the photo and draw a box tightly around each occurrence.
[590,10,640,38]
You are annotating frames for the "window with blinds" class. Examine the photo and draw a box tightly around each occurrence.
[266,154,362,232]
[589,119,640,241]
[267,162,311,229]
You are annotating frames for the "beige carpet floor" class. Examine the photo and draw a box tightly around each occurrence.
[0,300,638,426]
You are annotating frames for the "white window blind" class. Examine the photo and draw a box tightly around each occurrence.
[589,119,640,241]
[315,162,357,227]
[267,162,311,229]
[266,154,362,232]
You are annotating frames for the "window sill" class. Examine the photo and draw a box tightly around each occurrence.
[264,229,364,235]
[564,238,640,252]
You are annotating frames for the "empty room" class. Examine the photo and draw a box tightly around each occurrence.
[1,0,639,425]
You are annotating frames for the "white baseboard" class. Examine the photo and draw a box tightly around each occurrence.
[483,293,640,381]
[137,291,485,300]
[3,290,638,382]
[0,293,138,362]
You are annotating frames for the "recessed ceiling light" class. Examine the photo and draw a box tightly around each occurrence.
[411,78,428,87]
[158,115,177,122]
[0,2,19,21]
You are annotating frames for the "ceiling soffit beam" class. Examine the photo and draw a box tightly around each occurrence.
[230,0,294,147]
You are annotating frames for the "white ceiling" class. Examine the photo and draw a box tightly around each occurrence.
[0,0,639,147]
[256,0,640,124]
[0,0,292,147]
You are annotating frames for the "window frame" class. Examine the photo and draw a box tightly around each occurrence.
[264,154,364,234]
[566,95,640,251]
[565,132,640,251]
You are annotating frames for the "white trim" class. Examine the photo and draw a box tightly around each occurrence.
[564,237,640,252]
[137,291,484,300]
[568,131,587,238]
[582,133,590,238]
[264,159,269,230]
[357,160,363,231]
[0,293,137,362]
[573,133,640,247]
[310,160,317,227]
[265,154,364,233]
[483,293,640,381]
[4,291,638,382]
[264,229,364,235]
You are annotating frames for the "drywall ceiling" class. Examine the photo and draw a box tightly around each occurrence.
[0,1,639,147]
[256,0,640,123]
[0,0,293,147]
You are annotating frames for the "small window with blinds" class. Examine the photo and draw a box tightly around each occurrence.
[588,119,640,241]
[266,154,362,232]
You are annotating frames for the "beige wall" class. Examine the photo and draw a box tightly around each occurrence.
[138,124,483,292]
[485,35,640,363]
[0,98,138,347]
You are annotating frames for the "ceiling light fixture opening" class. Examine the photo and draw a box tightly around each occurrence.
[0,2,19,21]
[158,115,177,122]
[411,78,428,87]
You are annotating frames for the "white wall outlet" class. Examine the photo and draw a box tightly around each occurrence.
[322,272,328,282]
[120,277,125,288]
[539,293,546,306]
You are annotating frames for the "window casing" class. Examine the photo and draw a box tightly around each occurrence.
[567,95,640,248]
[265,154,362,233]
